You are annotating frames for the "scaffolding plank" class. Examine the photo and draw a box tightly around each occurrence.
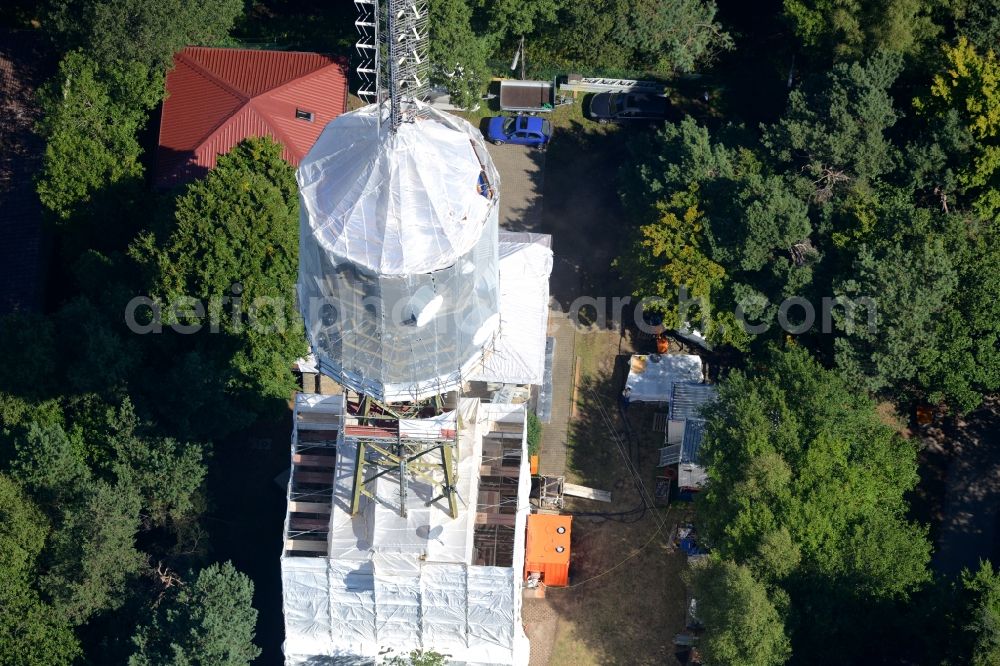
[289,516,331,530]
[563,482,612,503]
[294,470,335,484]
[292,453,337,468]
[284,539,328,552]
[344,425,398,438]
[288,501,332,513]
[475,512,517,526]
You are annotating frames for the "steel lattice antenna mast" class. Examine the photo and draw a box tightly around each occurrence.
[346,0,457,521]
[355,0,429,130]
[385,0,429,129]
[354,1,380,104]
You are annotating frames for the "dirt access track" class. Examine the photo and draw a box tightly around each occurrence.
[482,104,690,665]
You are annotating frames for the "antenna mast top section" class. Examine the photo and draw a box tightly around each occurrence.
[355,0,430,132]
[354,0,380,105]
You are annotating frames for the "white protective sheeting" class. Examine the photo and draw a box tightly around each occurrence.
[281,399,531,665]
[420,563,468,651]
[470,233,553,386]
[298,101,500,276]
[282,559,521,664]
[295,392,346,414]
[624,354,703,402]
[299,206,500,404]
[280,557,332,657]
[294,354,318,374]
[297,102,502,404]
[398,410,457,440]
[328,560,377,649]
[467,566,516,648]
[374,568,422,648]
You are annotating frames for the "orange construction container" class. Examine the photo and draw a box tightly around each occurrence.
[524,514,572,587]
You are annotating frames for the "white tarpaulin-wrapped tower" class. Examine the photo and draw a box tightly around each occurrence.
[297,101,501,403]
[283,2,541,664]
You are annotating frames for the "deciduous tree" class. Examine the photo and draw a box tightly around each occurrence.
[783,0,940,59]
[0,475,80,666]
[833,210,1000,412]
[688,558,791,666]
[914,37,1000,219]
[472,0,562,44]
[614,188,726,331]
[47,0,243,72]
[962,561,1000,666]
[617,118,814,349]
[698,346,931,662]
[131,138,308,418]
[532,0,730,75]
[429,0,490,109]
[951,0,1000,52]
[35,51,160,222]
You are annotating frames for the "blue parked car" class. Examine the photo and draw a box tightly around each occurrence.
[486,115,552,147]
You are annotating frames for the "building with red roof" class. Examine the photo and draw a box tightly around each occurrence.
[155,47,348,188]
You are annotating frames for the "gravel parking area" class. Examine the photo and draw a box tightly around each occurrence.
[486,142,546,232]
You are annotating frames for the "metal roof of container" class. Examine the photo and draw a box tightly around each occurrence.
[524,514,572,587]
[669,382,717,421]
[155,47,348,188]
[681,418,707,465]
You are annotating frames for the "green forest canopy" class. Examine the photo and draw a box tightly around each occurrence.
[3,0,1000,663]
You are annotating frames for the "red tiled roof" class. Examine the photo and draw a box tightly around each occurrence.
[155,47,348,188]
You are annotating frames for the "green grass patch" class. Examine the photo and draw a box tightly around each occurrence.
[527,410,542,456]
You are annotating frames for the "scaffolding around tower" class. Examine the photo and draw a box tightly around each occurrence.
[281,395,532,665]
[353,0,380,104]
[282,0,544,661]
[297,100,502,404]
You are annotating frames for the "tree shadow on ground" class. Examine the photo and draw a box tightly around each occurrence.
[0,29,55,315]
[930,396,1000,577]
[205,412,294,665]
[539,118,630,312]
[705,0,792,127]
[502,143,547,234]
[544,359,689,665]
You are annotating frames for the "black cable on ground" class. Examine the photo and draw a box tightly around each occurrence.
[563,387,650,523]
